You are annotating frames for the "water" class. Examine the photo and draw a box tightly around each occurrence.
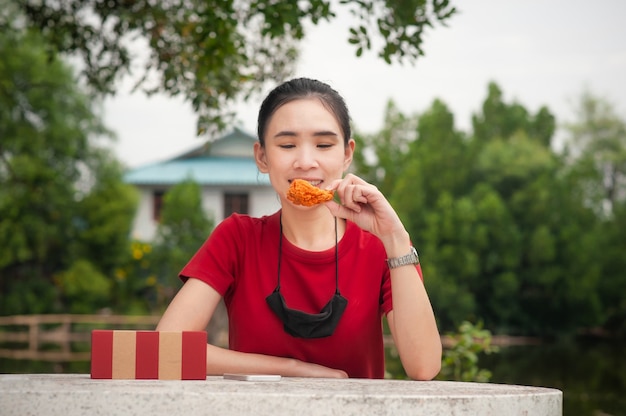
[384,337,624,416]
[481,338,625,416]
[1,339,623,416]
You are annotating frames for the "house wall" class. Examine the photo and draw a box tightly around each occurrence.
[130,186,281,242]
[250,188,281,217]
[130,188,159,241]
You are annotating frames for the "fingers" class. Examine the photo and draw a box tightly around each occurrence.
[324,200,356,222]
[330,174,376,212]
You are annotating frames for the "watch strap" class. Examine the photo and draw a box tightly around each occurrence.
[386,246,420,269]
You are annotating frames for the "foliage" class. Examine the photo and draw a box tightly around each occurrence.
[0,19,136,315]
[0,276,59,315]
[110,241,160,315]
[106,178,217,314]
[353,100,417,196]
[54,260,112,314]
[0,27,104,274]
[598,203,626,336]
[354,82,624,337]
[562,91,626,216]
[562,92,626,336]
[151,178,214,304]
[5,0,456,135]
[471,83,555,148]
[75,153,139,275]
[438,321,498,382]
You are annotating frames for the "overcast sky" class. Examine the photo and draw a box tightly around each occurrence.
[105,0,626,168]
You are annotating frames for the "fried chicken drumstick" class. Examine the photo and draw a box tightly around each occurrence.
[286,179,334,207]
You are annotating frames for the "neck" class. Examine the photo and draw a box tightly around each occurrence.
[280,207,344,251]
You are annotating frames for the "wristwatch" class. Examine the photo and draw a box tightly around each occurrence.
[386,246,420,269]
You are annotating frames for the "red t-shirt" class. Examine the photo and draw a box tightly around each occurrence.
[180,211,399,378]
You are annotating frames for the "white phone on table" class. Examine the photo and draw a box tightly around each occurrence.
[223,373,282,381]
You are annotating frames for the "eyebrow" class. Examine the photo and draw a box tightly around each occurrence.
[313,130,340,138]
[272,130,339,139]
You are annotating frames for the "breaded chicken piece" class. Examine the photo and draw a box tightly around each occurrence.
[286,179,334,206]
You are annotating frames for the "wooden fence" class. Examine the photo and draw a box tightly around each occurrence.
[0,314,160,361]
[0,314,540,362]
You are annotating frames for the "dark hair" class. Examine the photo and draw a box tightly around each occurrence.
[257,78,351,147]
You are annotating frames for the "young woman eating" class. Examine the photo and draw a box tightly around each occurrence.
[156,77,441,380]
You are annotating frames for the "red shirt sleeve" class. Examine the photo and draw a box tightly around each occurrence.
[179,215,242,296]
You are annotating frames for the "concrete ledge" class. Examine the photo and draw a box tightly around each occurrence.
[0,374,562,416]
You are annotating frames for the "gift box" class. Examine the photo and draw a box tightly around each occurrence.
[91,330,207,380]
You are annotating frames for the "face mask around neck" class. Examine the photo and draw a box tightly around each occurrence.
[266,289,348,338]
[265,214,347,339]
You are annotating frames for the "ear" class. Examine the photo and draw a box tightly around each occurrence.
[343,139,355,171]
[254,142,269,173]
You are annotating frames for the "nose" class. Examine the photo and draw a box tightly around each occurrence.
[293,145,319,170]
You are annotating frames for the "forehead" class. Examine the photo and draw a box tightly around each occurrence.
[266,98,342,135]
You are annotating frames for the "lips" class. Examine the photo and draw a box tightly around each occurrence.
[290,179,322,187]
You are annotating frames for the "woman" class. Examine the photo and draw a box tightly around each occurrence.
[156,78,441,379]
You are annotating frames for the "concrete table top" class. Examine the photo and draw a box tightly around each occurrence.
[0,373,562,415]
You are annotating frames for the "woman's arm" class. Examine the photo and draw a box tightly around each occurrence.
[326,174,442,380]
[157,278,347,378]
[386,277,442,380]
[384,238,442,380]
[379,232,442,381]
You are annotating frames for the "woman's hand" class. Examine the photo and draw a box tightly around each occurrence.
[204,343,349,378]
[325,174,408,249]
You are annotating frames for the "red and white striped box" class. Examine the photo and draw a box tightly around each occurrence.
[90,330,207,380]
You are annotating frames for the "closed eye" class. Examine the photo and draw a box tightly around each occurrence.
[317,143,334,149]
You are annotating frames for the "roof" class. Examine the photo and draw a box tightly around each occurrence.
[171,127,256,160]
[124,157,270,186]
[123,128,271,187]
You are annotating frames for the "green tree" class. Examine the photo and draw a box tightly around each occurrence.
[472,132,602,334]
[562,91,626,336]
[110,240,159,315]
[6,0,456,134]
[355,82,608,336]
[353,100,417,196]
[471,82,555,147]
[151,178,214,304]
[76,152,139,275]
[600,202,626,335]
[438,321,498,382]
[0,19,136,314]
[54,260,112,314]
[465,84,601,335]
[563,91,626,215]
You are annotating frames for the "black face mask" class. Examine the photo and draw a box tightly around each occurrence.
[266,216,348,339]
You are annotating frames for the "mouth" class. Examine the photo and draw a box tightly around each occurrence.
[289,179,322,187]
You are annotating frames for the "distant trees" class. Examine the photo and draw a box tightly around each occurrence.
[355,82,626,337]
[562,93,626,335]
[108,179,215,314]
[0,22,137,314]
[152,178,214,298]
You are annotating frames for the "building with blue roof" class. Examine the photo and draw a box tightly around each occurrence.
[124,128,280,241]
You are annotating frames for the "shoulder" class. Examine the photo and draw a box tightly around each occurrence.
[218,211,280,237]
